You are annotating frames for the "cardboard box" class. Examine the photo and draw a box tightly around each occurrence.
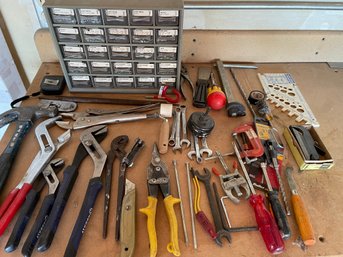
[283,126,334,170]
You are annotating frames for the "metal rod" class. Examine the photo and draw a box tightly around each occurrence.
[184,1,343,10]
[173,160,189,246]
[185,162,197,250]
[220,196,232,228]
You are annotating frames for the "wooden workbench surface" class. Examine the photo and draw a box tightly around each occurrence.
[0,62,342,257]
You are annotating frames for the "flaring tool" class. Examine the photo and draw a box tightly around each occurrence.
[0,116,70,236]
[140,144,181,257]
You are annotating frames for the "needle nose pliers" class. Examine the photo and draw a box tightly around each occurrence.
[140,144,181,257]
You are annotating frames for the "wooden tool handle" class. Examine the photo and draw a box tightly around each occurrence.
[291,194,316,246]
[158,119,169,154]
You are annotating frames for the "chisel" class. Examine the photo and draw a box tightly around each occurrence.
[285,167,315,246]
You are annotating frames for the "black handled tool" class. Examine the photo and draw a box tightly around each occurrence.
[260,162,291,239]
[115,138,144,241]
[37,126,107,252]
[4,159,64,254]
[103,136,129,239]
[0,106,58,193]
[193,67,211,108]
[64,125,107,257]
[21,160,63,257]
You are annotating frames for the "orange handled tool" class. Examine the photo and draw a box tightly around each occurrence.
[285,167,315,246]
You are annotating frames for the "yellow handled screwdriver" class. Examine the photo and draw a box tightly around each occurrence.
[285,167,316,246]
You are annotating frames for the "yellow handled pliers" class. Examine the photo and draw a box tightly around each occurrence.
[140,144,181,257]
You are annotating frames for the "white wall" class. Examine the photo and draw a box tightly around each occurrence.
[0,0,42,83]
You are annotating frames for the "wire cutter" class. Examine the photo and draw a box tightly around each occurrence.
[140,144,181,257]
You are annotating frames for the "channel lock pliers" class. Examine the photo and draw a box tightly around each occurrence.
[140,144,181,257]
[64,125,107,257]
[0,116,71,236]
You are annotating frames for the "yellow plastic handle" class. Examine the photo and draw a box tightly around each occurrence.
[291,194,316,246]
[140,196,158,257]
[164,195,181,256]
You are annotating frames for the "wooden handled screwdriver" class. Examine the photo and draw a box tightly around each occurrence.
[285,167,316,246]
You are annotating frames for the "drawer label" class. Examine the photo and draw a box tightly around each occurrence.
[64,46,83,52]
[92,62,110,67]
[83,28,104,35]
[158,30,178,36]
[137,63,154,69]
[114,62,132,68]
[117,77,134,83]
[159,47,177,53]
[88,46,107,52]
[58,28,78,34]
[136,47,154,54]
[68,62,86,67]
[159,63,177,69]
[160,77,176,83]
[94,77,112,83]
[108,28,129,35]
[52,8,74,16]
[111,46,130,52]
[79,9,100,16]
[138,77,155,83]
[105,9,127,17]
[158,10,179,17]
[132,10,153,16]
[72,76,89,81]
[133,29,153,36]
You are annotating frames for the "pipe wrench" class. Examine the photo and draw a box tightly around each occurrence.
[0,116,70,236]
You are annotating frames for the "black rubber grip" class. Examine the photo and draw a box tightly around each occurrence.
[64,177,102,257]
[227,102,246,117]
[268,190,291,240]
[4,189,39,253]
[21,194,56,257]
[193,81,208,108]
[0,121,31,192]
[37,165,78,252]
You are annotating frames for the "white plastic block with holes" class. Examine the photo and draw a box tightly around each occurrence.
[258,73,319,127]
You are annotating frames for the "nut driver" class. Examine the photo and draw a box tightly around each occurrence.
[0,116,70,236]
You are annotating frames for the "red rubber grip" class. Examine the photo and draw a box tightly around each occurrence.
[0,188,19,218]
[0,183,32,236]
[195,211,217,239]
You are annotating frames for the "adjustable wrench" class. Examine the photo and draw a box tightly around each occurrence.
[180,105,190,148]
[172,107,182,152]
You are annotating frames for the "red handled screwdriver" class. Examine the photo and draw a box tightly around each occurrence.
[233,142,284,254]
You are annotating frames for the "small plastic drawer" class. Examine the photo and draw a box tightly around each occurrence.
[156,29,178,44]
[50,8,76,24]
[131,29,154,44]
[93,77,113,88]
[135,62,155,75]
[130,10,153,26]
[70,75,91,87]
[133,46,155,60]
[156,46,177,60]
[86,45,108,59]
[110,46,131,59]
[77,9,102,25]
[103,9,128,25]
[66,61,88,73]
[136,77,156,88]
[107,28,130,43]
[82,28,105,43]
[156,10,179,26]
[158,77,176,87]
[157,62,177,75]
[55,27,80,42]
[113,62,133,75]
[115,77,134,88]
[61,45,85,59]
[90,61,111,74]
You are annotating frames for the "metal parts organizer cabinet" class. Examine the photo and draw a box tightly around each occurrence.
[43,0,183,93]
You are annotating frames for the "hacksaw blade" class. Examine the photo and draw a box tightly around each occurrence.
[258,73,319,127]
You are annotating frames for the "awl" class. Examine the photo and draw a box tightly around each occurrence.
[285,167,315,246]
